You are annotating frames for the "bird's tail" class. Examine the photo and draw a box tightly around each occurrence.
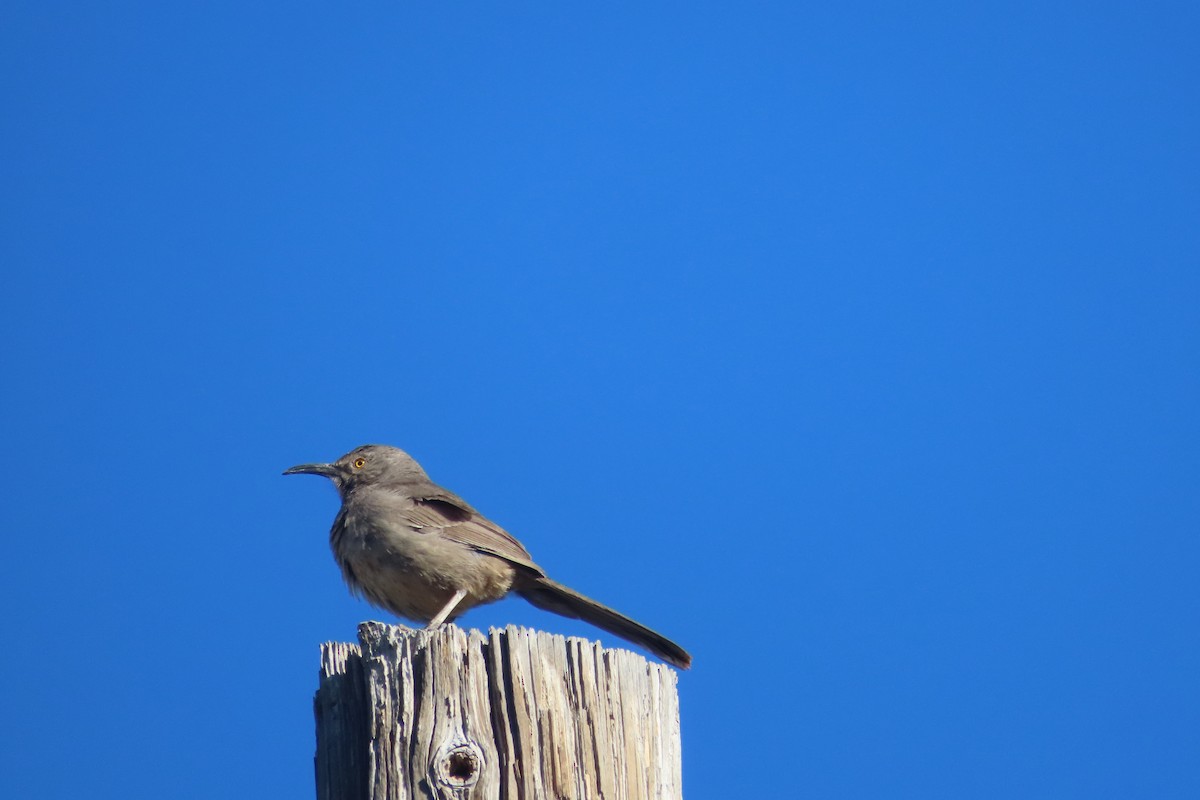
[516,577,691,669]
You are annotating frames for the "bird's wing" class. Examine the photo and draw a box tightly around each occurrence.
[407,490,543,573]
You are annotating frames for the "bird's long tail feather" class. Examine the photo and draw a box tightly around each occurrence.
[517,577,691,669]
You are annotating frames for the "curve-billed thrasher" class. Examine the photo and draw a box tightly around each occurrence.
[284,444,691,669]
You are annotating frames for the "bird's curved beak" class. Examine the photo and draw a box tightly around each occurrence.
[283,462,339,478]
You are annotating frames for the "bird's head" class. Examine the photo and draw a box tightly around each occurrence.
[283,444,429,495]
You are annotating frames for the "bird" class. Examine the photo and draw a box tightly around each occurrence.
[283,444,691,669]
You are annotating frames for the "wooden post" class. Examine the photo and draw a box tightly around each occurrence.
[315,621,683,800]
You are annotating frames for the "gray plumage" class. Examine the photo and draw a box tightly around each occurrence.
[284,444,691,669]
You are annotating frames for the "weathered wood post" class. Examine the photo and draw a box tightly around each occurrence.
[315,621,683,800]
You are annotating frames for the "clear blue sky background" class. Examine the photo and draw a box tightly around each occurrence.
[2,3,1197,798]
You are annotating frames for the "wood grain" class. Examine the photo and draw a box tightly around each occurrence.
[315,622,682,800]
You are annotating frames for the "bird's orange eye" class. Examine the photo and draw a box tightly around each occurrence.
[353,458,366,469]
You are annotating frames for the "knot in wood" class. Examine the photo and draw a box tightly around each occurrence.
[432,738,484,791]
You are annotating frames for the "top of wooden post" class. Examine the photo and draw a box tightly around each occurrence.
[316,622,683,800]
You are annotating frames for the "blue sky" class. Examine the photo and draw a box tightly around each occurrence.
[2,2,1197,797]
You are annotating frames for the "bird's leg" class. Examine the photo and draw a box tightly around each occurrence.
[426,589,468,628]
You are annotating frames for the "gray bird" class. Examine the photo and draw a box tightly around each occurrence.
[284,444,691,669]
